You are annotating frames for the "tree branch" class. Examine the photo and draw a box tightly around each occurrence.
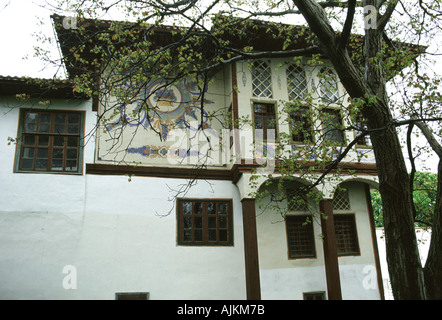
[377,0,398,31]
[407,123,418,221]
[339,0,357,49]
[292,0,338,48]
[412,117,442,158]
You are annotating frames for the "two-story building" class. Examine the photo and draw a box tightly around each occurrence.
[0,14,384,300]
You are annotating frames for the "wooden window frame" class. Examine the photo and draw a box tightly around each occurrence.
[332,188,351,211]
[355,113,372,147]
[177,199,233,246]
[286,64,308,101]
[288,105,314,145]
[317,66,339,103]
[285,214,316,259]
[303,291,326,300]
[252,102,278,143]
[251,60,273,98]
[14,109,85,174]
[115,292,149,300]
[321,108,345,145]
[334,214,360,256]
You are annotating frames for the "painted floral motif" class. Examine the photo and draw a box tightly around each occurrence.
[127,145,200,159]
[105,79,213,143]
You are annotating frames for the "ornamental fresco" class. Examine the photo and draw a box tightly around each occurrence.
[98,77,224,165]
[104,79,213,140]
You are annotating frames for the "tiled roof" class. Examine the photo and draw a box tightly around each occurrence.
[0,75,86,99]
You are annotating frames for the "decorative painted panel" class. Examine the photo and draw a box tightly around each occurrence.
[96,75,228,167]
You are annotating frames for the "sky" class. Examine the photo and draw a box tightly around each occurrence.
[0,0,439,172]
[0,0,61,78]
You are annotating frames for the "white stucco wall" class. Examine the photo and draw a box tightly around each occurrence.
[255,181,382,300]
[0,177,247,300]
[0,64,383,300]
[0,97,247,299]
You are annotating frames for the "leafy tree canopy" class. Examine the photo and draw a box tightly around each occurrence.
[372,171,438,228]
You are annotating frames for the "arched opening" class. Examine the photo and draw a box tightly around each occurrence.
[254,176,323,224]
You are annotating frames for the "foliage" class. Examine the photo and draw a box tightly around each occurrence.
[371,171,437,228]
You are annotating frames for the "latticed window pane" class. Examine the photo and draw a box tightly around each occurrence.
[287,64,307,100]
[286,187,308,212]
[318,67,339,102]
[252,60,273,98]
[286,215,316,259]
[334,214,360,255]
[332,188,351,211]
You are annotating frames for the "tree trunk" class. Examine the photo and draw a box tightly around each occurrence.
[369,123,426,299]
[292,0,427,299]
[323,27,427,301]
[423,160,442,299]
[362,13,426,299]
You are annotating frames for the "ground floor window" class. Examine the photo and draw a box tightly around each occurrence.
[303,291,326,300]
[177,199,233,246]
[334,214,360,256]
[115,292,149,300]
[285,215,316,259]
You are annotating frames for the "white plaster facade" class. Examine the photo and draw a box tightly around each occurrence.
[0,96,248,299]
[0,46,383,299]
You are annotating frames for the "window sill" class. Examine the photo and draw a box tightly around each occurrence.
[14,169,83,175]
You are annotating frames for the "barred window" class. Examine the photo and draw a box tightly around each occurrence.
[251,60,273,98]
[286,215,316,259]
[15,109,84,174]
[334,214,360,256]
[177,199,233,246]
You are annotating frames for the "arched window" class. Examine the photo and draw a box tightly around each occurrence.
[286,64,307,100]
[251,60,273,98]
[318,67,339,102]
